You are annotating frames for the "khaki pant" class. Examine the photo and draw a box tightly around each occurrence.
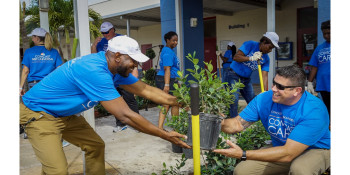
[20,103,105,175]
[234,149,330,175]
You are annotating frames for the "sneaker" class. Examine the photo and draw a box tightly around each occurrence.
[62,140,70,147]
[23,133,28,139]
[113,126,128,132]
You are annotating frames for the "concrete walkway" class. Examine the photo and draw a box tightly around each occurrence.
[20,101,248,175]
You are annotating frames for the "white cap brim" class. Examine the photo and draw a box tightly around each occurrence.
[271,41,279,48]
[128,53,150,63]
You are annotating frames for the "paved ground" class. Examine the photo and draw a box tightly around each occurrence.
[20,99,248,175]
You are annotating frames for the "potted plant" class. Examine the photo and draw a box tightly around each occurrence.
[172,51,244,150]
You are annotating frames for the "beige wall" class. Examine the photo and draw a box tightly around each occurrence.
[216,0,313,67]
[117,24,162,70]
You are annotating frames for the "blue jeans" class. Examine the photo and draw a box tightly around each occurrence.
[222,67,230,83]
[225,69,255,118]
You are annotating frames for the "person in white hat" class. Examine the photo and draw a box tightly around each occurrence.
[20,35,190,175]
[20,28,63,96]
[219,41,236,82]
[226,32,279,118]
[91,21,123,53]
[91,21,139,133]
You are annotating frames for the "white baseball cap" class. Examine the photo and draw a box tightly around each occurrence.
[100,22,114,32]
[27,28,47,37]
[107,36,150,63]
[263,32,280,48]
[228,41,235,47]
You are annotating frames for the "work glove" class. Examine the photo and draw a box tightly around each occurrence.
[307,81,315,95]
[249,51,262,61]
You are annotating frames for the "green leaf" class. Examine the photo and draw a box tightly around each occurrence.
[193,58,199,65]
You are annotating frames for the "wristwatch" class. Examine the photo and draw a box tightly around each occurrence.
[241,150,247,161]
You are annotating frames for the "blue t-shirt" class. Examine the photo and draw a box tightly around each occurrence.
[96,33,123,52]
[157,46,181,78]
[309,42,331,92]
[22,51,138,117]
[240,90,330,149]
[22,46,63,82]
[222,50,233,69]
[230,41,270,78]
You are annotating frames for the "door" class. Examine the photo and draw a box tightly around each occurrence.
[141,44,153,70]
[204,37,217,73]
[204,17,217,74]
[297,6,318,67]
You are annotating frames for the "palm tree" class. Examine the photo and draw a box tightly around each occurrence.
[21,0,102,60]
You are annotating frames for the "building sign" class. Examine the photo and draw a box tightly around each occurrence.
[229,23,249,30]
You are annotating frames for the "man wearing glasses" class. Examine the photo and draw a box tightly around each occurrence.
[214,65,330,175]
[91,22,139,132]
[91,21,123,53]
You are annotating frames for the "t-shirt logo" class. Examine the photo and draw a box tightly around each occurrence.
[267,110,295,143]
[318,47,330,64]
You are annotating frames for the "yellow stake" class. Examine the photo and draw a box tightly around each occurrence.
[258,60,265,93]
[192,114,201,175]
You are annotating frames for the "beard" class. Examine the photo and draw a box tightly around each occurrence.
[116,65,130,77]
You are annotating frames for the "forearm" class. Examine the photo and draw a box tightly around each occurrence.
[221,117,244,134]
[20,66,29,88]
[91,45,97,53]
[308,66,318,82]
[234,51,250,62]
[121,82,178,106]
[246,146,294,163]
[101,100,168,139]
[164,68,171,85]
[262,71,268,91]
[220,55,228,62]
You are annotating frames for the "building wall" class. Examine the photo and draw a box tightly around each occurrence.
[117,24,162,69]
[216,0,314,67]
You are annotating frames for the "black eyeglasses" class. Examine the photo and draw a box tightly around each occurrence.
[273,80,300,90]
[101,28,113,35]
[101,31,109,35]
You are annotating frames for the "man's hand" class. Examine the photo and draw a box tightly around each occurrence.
[216,51,222,56]
[307,82,315,95]
[213,140,243,159]
[249,51,262,61]
[165,131,191,149]
[20,88,25,96]
[163,85,170,94]
[92,37,102,47]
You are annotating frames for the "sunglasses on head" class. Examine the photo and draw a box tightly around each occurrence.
[273,80,300,90]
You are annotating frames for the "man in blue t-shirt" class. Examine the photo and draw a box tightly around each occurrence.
[226,32,280,118]
[20,36,190,175]
[91,21,138,132]
[91,21,123,53]
[307,20,331,119]
[214,65,330,175]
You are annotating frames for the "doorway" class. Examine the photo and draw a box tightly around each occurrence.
[204,17,217,74]
[297,6,318,67]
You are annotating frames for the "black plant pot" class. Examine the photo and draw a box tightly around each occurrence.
[171,143,183,153]
[186,113,222,150]
[183,148,193,159]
